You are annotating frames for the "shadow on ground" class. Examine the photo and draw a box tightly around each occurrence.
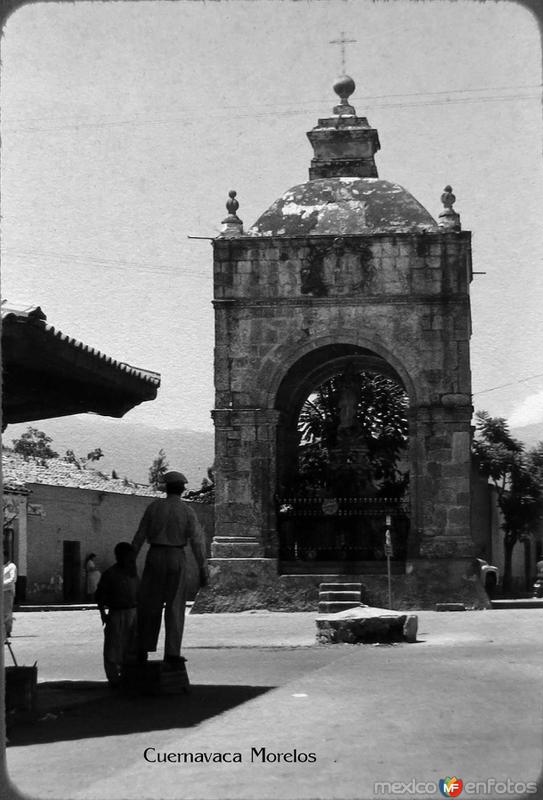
[7,680,272,746]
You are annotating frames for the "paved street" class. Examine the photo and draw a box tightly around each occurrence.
[3,608,543,799]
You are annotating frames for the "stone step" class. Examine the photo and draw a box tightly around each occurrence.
[213,537,258,543]
[319,583,362,593]
[319,591,361,603]
[318,601,362,614]
[211,541,263,557]
[435,603,466,612]
[491,599,543,609]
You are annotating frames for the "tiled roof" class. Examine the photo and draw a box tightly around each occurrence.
[2,451,161,497]
[1,300,160,387]
[1,302,46,321]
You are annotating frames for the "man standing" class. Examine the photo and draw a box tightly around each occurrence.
[132,471,208,665]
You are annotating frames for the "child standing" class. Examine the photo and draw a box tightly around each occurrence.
[95,542,138,686]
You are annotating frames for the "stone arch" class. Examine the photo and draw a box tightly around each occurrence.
[271,341,414,490]
[256,331,419,413]
[268,339,420,565]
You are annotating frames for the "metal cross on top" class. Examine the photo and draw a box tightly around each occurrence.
[329,31,357,74]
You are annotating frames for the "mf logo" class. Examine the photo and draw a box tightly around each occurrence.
[439,777,463,797]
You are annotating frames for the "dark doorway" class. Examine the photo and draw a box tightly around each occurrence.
[3,527,15,560]
[63,540,82,602]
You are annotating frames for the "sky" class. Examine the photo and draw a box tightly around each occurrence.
[1,0,542,434]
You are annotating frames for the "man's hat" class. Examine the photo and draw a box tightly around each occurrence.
[163,470,188,485]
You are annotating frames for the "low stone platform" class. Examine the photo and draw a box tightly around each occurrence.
[191,557,491,612]
[121,659,190,695]
[316,605,418,645]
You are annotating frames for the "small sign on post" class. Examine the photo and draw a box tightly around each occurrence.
[321,498,339,516]
[385,514,393,609]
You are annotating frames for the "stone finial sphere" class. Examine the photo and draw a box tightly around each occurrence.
[441,185,456,209]
[226,190,239,215]
[333,74,356,101]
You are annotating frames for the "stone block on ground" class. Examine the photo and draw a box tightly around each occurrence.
[160,660,190,694]
[316,605,418,644]
[121,661,162,695]
[121,660,190,695]
[403,614,418,642]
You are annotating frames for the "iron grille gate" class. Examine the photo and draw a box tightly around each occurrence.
[276,496,409,571]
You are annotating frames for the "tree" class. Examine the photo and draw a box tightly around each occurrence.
[295,370,409,496]
[186,464,215,503]
[12,427,58,463]
[473,411,543,594]
[148,448,169,490]
[64,447,104,470]
[12,427,106,472]
[64,449,78,465]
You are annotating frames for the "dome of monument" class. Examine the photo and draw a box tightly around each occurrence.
[248,177,439,237]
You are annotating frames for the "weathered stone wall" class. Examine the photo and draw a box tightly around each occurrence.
[213,231,473,564]
[214,233,471,305]
[213,234,472,412]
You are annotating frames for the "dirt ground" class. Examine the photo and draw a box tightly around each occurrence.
[3,608,543,799]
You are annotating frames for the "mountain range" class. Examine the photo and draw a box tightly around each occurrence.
[5,416,214,489]
[509,422,543,449]
[4,416,542,489]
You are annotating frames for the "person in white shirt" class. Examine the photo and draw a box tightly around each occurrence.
[84,553,101,600]
[3,547,17,640]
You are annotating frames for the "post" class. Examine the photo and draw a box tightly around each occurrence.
[385,514,393,609]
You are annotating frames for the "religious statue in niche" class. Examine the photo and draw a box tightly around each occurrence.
[294,369,409,499]
[328,374,374,496]
[299,251,327,297]
[337,376,361,440]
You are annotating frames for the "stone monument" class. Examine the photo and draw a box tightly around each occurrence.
[192,75,481,612]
